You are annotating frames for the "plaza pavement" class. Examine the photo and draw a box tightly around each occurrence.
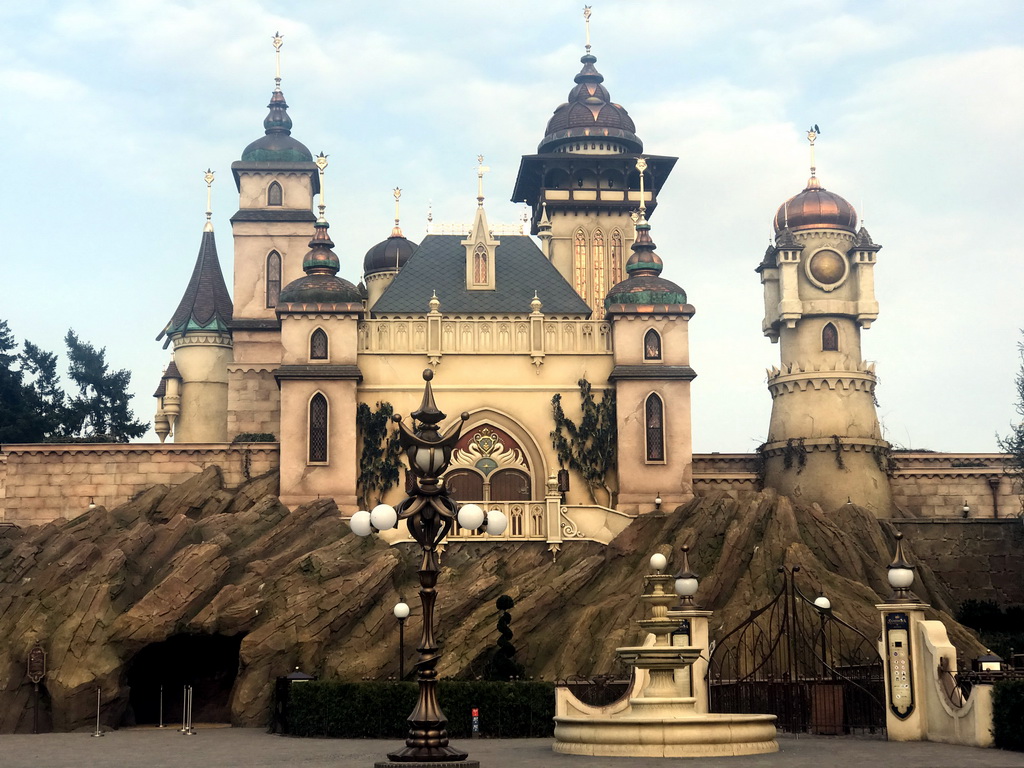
[3,727,1024,768]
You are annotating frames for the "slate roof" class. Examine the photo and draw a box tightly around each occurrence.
[371,234,591,316]
[158,230,234,347]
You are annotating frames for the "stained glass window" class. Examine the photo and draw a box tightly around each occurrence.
[644,329,662,360]
[310,328,328,360]
[646,393,664,462]
[266,251,281,308]
[309,393,328,463]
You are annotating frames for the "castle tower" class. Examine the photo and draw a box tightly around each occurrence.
[605,161,696,513]
[228,33,318,438]
[757,128,893,515]
[511,8,676,318]
[363,188,417,309]
[275,156,363,510]
[156,171,234,443]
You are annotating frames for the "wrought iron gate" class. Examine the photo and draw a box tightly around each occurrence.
[708,566,885,735]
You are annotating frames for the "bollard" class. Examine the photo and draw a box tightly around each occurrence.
[91,687,104,737]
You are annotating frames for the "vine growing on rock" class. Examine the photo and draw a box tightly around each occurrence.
[356,401,403,508]
[783,437,807,473]
[832,435,846,469]
[551,379,617,506]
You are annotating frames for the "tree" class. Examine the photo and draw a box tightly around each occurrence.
[356,401,403,508]
[997,332,1024,508]
[63,330,147,442]
[20,340,71,440]
[551,378,617,506]
[0,320,38,443]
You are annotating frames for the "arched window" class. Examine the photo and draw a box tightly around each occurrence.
[490,469,530,501]
[610,230,624,286]
[592,229,606,311]
[644,329,662,360]
[308,393,328,463]
[266,251,282,308]
[573,229,587,299]
[473,244,488,285]
[645,393,665,462]
[310,328,328,360]
[267,181,282,206]
[446,469,484,502]
[822,322,839,351]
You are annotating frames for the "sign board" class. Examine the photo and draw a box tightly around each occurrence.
[27,645,46,684]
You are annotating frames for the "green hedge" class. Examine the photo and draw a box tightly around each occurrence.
[993,679,1024,752]
[287,681,555,738]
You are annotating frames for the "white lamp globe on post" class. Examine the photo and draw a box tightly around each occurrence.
[393,598,410,679]
[886,532,917,602]
[813,594,832,613]
[456,503,485,531]
[370,503,399,532]
[673,545,699,608]
[483,509,508,536]
[350,510,373,537]
[649,553,668,573]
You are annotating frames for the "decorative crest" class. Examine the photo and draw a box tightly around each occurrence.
[272,32,284,92]
[583,6,592,53]
[476,154,491,207]
[315,152,328,221]
[203,168,215,232]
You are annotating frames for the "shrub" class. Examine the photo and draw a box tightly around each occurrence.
[993,680,1024,752]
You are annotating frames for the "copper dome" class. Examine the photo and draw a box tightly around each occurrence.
[538,54,642,154]
[774,177,857,233]
[363,231,417,276]
[241,90,313,163]
[278,221,361,305]
[605,221,687,307]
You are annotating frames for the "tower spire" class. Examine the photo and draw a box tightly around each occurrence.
[392,187,404,237]
[272,31,283,92]
[315,152,328,222]
[806,124,821,189]
[203,169,215,232]
[476,154,490,207]
[636,157,648,218]
[583,5,592,53]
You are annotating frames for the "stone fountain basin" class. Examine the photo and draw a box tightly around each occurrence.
[616,644,702,669]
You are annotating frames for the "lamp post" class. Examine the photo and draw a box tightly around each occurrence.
[886,532,918,602]
[673,545,699,608]
[394,599,410,680]
[351,370,505,766]
[813,593,831,677]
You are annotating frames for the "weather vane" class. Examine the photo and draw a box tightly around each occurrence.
[315,152,328,221]
[635,157,648,216]
[203,169,215,232]
[272,32,283,91]
[476,155,490,207]
[584,6,592,53]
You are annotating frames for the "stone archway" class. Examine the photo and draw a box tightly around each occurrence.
[122,633,244,726]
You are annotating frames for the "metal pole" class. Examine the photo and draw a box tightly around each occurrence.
[33,682,39,735]
[180,686,187,733]
[398,617,405,680]
[186,685,195,735]
[158,684,164,728]
[91,687,104,737]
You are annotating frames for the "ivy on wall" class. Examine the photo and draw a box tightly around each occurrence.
[356,401,403,508]
[551,379,617,506]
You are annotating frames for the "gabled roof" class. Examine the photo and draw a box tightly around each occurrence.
[158,230,233,347]
[371,234,591,316]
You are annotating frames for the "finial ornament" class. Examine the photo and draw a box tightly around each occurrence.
[392,187,403,237]
[583,6,592,53]
[476,155,491,208]
[315,152,328,222]
[203,168,215,232]
[807,124,820,179]
[272,32,284,92]
[635,157,648,216]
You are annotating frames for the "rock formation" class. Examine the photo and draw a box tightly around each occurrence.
[0,467,983,732]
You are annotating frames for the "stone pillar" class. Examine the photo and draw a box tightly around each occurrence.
[876,601,929,741]
[667,608,713,714]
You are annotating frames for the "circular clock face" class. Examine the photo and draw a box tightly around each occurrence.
[808,249,846,285]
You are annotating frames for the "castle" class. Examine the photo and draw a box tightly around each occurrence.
[0,30,1013,533]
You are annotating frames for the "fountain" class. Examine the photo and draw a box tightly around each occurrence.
[553,550,778,758]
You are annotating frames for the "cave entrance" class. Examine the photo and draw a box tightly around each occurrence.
[123,633,244,726]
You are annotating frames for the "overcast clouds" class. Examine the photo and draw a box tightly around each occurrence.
[2,0,1022,452]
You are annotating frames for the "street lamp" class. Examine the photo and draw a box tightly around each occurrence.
[886,532,917,603]
[961,500,970,519]
[350,369,505,765]
[394,598,410,680]
[673,545,699,608]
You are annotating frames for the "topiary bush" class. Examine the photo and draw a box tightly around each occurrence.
[993,679,1024,752]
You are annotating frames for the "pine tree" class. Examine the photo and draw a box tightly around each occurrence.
[0,321,38,443]
[64,330,147,442]
[997,332,1024,509]
[20,340,70,440]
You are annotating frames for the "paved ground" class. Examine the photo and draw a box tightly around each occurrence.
[3,727,1023,768]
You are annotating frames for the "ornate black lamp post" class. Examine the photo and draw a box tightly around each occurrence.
[352,370,505,766]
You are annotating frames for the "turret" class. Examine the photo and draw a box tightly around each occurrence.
[363,188,417,309]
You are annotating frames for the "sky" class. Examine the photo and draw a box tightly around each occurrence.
[2,0,1022,453]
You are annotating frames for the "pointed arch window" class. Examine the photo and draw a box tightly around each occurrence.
[645,393,665,462]
[266,251,282,308]
[308,393,328,463]
[473,244,488,286]
[593,229,606,312]
[310,328,328,360]
[822,322,839,351]
[644,329,662,360]
[267,181,283,206]
[573,229,587,300]
[610,230,624,286]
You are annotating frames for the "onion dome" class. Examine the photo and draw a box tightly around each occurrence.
[605,219,687,308]
[538,53,642,154]
[158,230,233,347]
[774,175,857,233]
[363,232,416,276]
[241,89,313,163]
[278,220,361,304]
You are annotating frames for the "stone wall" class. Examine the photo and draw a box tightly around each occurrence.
[0,443,279,527]
[890,519,1024,607]
[692,451,1021,519]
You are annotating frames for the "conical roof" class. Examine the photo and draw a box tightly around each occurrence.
[158,229,233,347]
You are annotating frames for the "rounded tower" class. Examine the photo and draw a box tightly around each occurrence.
[757,128,893,515]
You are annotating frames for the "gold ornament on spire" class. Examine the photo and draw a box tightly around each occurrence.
[272,32,284,92]
[807,124,820,186]
[203,168,215,232]
[476,155,490,207]
[583,6,592,53]
[392,187,404,237]
[315,152,328,222]
[635,157,648,216]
